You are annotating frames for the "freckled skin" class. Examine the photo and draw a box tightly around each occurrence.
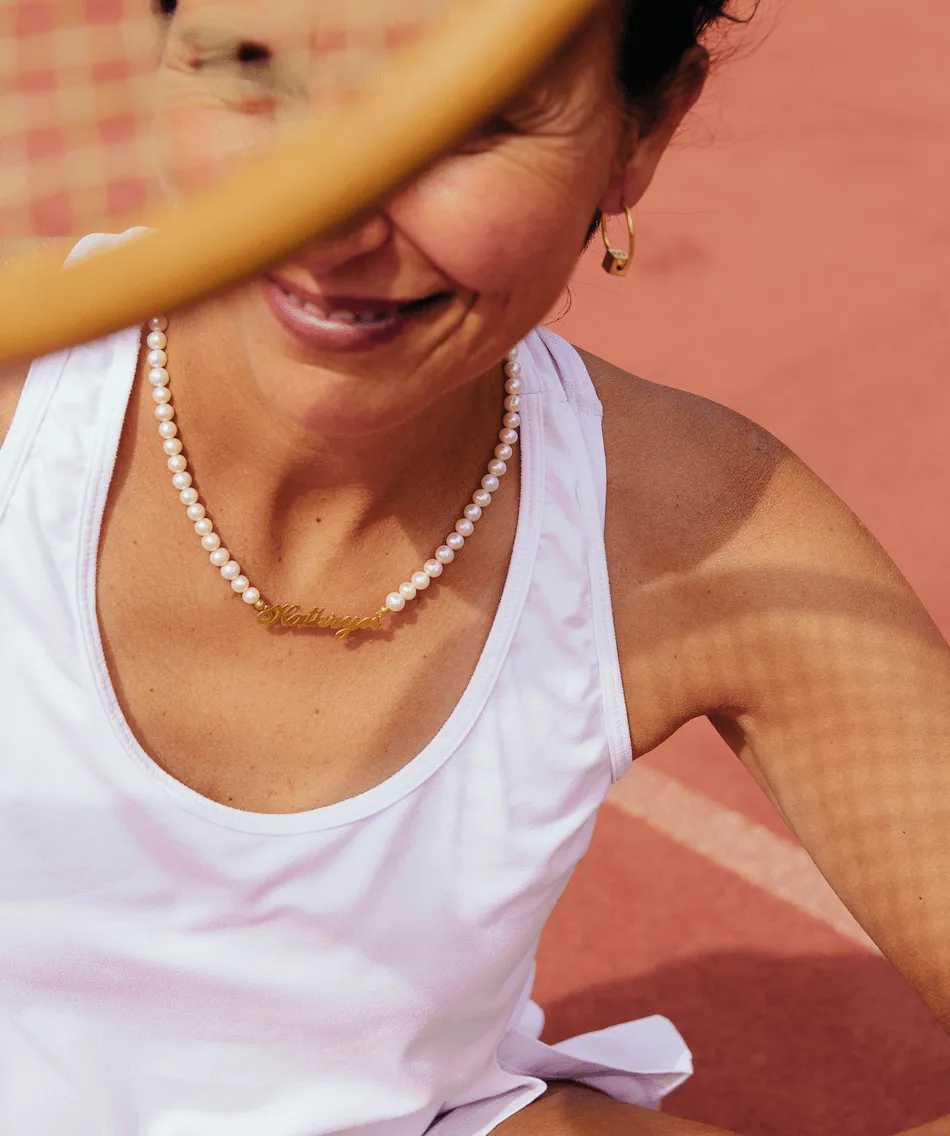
[2,4,950,1133]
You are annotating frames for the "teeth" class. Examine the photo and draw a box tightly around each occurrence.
[279,283,396,327]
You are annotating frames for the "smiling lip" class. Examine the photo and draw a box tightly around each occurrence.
[263,275,451,352]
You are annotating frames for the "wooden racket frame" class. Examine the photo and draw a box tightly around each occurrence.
[0,0,600,364]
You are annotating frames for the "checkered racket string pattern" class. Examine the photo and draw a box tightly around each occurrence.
[0,0,600,362]
[0,0,162,236]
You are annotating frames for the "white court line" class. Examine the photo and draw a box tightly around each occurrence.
[607,765,879,953]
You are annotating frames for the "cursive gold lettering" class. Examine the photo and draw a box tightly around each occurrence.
[257,604,283,627]
[256,601,389,639]
[278,605,302,627]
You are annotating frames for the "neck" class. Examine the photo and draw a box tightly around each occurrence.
[152,300,509,603]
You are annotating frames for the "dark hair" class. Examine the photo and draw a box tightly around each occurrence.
[613,0,744,120]
[580,0,752,246]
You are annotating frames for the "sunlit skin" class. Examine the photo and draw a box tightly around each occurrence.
[1,1,950,1133]
[149,0,662,437]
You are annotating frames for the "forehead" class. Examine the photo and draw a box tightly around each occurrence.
[167,0,611,78]
[166,0,616,120]
[165,0,460,107]
[169,0,452,50]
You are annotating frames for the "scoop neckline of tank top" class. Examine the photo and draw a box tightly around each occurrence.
[79,326,545,835]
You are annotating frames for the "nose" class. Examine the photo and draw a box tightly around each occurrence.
[290,212,392,275]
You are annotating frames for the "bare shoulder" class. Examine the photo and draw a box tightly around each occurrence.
[0,237,75,447]
[576,348,790,576]
[577,347,896,577]
[575,348,918,747]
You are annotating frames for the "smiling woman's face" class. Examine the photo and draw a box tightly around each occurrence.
[152,0,628,435]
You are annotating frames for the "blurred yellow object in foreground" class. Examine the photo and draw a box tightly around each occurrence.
[0,0,599,366]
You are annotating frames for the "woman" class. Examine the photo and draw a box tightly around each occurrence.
[0,0,948,1132]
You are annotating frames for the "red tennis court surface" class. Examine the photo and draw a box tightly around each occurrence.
[3,0,950,1132]
[543,1,950,1132]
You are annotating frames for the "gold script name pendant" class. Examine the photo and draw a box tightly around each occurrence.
[257,603,388,640]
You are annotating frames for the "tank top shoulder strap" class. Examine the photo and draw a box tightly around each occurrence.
[0,229,147,526]
[523,325,634,781]
[531,326,610,524]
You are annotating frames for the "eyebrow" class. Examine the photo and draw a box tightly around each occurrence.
[176,24,310,99]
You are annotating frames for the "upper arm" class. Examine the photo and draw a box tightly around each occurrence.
[701,448,950,1031]
[584,347,950,1032]
[0,237,75,446]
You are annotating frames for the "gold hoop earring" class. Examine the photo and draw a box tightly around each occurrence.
[601,205,636,277]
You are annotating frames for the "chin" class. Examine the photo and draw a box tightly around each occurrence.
[232,282,492,437]
[250,363,410,437]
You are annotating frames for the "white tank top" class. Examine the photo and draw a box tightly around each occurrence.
[0,233,691,1136]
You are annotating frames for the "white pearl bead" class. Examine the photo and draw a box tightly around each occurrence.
[146,331,167,351]
[464,504,482,522]
[201,533,221,552]
[147,348,167,369]
[505,361,522,378]
[504,394,520,412]
[163,438,183,456]
[446,532,465,551]
[507,346,520,361]
[152,386,171,405]
[242,587,261,605]
[231,575,249,593]
[194,518,213,536]
[179,487,198,505]
[411,570,430,591]
[488,459,507,477]
[159,421,178,439]
[172,471,192,490]
[148,315,168,332]
[167,455,187,473]
[385,591,406,613]
[499,428,518,446]
[435,545,455,565]
[398,581,417,601]
[505,376,523,395]
[186,503,205,521]
[210,547,230,567]
[455,518,474,537]
[221,560,241,581]
[494,443,513,461]
[155,404,174,421]
[149,367,169,386]
[503,412,521,430]
[473,490,492,508]
[423,559,443,578]
[481,474,500,494]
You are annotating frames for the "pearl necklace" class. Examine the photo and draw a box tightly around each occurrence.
[145,314,522,640]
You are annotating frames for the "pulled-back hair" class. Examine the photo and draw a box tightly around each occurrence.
[614,0,754,123]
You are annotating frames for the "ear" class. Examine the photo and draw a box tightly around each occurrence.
[599,45,709,215]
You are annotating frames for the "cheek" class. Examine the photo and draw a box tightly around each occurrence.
[153,84,278,197]
[390,155,595,297]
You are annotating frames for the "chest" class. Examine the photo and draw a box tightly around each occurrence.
[96,508,514,816]
[91,391,522,816]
